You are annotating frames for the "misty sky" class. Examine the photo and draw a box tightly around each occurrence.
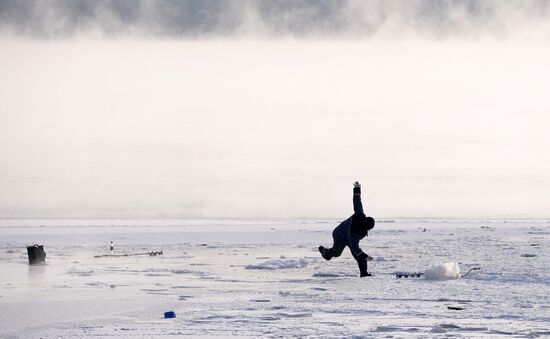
[1,1,550,219]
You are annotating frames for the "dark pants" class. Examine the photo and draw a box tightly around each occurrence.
[323,241,346,258]
[324,235,368,276]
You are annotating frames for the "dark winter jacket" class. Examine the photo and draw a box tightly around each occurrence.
[332,186,373,258]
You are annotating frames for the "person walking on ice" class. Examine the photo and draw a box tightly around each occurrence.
[318,181,375,277]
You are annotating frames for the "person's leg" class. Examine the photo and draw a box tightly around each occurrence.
[352,251,373,277]
[319,240,346,260]
[326,242,346,258]
[355,257,371,277]
[319,230,347,260]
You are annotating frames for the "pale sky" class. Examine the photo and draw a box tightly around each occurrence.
[1,1,550,219]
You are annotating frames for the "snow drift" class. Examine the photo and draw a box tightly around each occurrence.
[424,262,461,280]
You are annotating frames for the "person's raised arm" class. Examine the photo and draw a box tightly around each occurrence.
[353,181,364,214]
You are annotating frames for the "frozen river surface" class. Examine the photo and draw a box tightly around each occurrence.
[0,219,549,338]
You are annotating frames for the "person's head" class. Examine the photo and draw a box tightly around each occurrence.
[366,216,375,230]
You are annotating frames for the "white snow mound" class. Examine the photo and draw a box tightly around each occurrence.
[424,262,461,280]
[245,259,307,270]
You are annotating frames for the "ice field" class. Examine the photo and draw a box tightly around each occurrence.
[0,219,549,338]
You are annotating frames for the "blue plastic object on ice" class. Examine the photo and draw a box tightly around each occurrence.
[164,311,176,318]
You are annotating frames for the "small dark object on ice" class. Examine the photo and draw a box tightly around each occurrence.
[396,272,423,278]
[27,244,46,265]
[164,311,176,318]
[447,306,464,310]
[396,267,480,279]
[94,250,163,258]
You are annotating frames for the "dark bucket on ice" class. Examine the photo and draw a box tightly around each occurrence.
[27,244,46,265]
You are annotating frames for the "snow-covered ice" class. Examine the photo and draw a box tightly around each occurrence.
[0,219,549,337]
[245,258,308,270]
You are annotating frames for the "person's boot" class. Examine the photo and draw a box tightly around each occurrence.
[357,258,372,277]
[318,246,332,261]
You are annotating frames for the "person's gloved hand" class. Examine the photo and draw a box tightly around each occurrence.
[353,181,361,194]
